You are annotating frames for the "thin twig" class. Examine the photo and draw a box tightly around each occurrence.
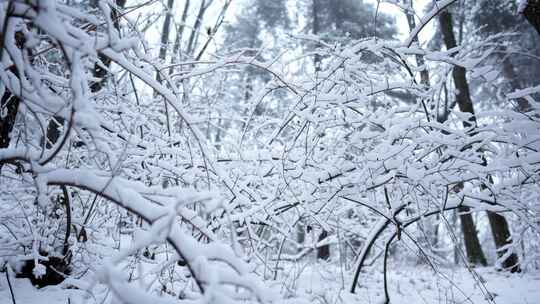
[5,264,17,304]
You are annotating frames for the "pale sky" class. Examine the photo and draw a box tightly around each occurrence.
[139,0,435,58]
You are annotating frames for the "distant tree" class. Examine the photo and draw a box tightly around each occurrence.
[223,0,289,104]
[471,0,540,112]
[308,0,396,43]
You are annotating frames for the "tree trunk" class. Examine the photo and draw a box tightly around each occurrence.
[169,0,191,72]
[158,0,175,62]
[312,0,330,260]
[312,0,321,73]
[439,9,488,266]
[522,0,540,35]
[439,9,487,266]
[486,211,520,272]
[155,0,175,137]
[405,0,430,87]
[297,223,305,253]
[316,229,330,260]
[186,0,207,57]
[439,9,519,270]
[458,206,487,265]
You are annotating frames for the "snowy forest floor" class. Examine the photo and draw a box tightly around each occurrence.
[1,265,539,304]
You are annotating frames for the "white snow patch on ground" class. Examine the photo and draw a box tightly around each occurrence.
[277,264,540,304]
[1,265,539,303]
[0,277,88,304]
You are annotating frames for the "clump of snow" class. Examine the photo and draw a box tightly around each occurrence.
[32,263,47,279]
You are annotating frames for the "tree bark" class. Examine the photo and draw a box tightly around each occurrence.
[522,0,540,35]
[439,9,488,266]
[154,0,175,137]
[316,229,330,260]
[439,11,477,128]
[170,0,191,70]
[186,0,208,57]
[297,223,305,254]
[457,206,487,265]
[405,0,430,87]
[158,0,175,62]
[439,9,519,270]
[312,0,330,260]
[486,211,520,272]
[312,0,321,73]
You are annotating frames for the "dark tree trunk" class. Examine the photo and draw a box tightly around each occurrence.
[171,0,190,64]
[405,0,430,87]
[312,0,330,260]
[155,0,175,137]
[439,10,488,266]
[486,211,520,272]
[186,0,208,57]
[458,206,487,265]
[439,9,519,270]
[439,11,477,129]
[157,0,175,62]
[312,0,321,73]
[316,229,330,260]
[522,0,540,35]
[297,223,305,254]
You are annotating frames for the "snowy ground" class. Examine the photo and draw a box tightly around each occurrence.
[279,264,540,304]
[1,266,539,304]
